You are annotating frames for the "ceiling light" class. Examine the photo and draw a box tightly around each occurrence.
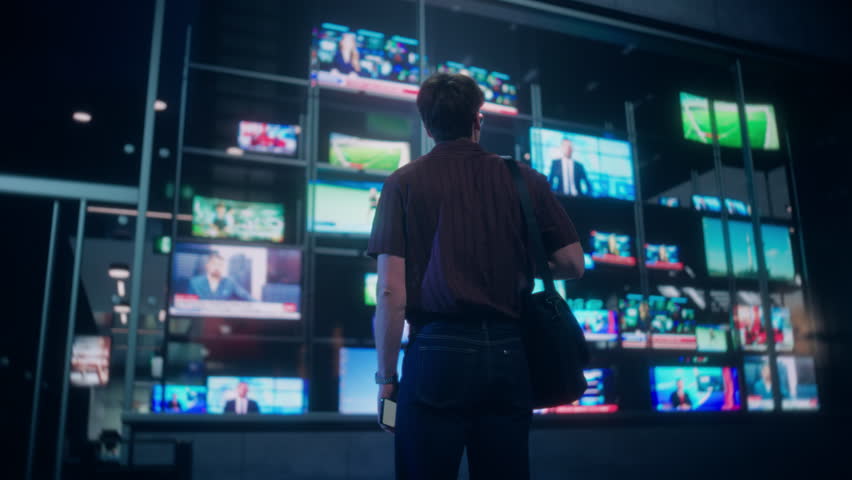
[72,111,92,123]
[226,147,244,156]
[154,99,167,111]
[113,302,130,325]
[116,280,126,298]
[158,309,167,322]
[108,263,130,280]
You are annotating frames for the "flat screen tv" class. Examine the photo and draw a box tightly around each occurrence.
[734,304,794,352]
[237,121,299,155]
[436,61,518,115]
[590,231,636,266]
[651,366,741,412]
[529,127,635,201]
[311,22,420,101]
[192,195,285,243]
[619,294,648,348]
[648,296,697,350]
[169,242,302,320]
[777,356,819,411]
[151,385,208,413]
[744,355,774,411]
[70,336,110,387]
[702,218,796,282]
[311,180,383,235]
[565,298,618,343]
[329,133,411,172]
[206,376,306,415]
[339,347,405,414]
[679,91,780,150]
[645,244,683,271]
[695,324,728,353]
[535,368,618,414]
[659,196,680,207]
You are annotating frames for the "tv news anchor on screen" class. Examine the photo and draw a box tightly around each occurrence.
[368,72,585,479]
[224,382,260,414]
[548,138,590,196]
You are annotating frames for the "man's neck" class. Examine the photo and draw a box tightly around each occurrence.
[563,155,573,162]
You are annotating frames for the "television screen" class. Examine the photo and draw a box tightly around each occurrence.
[532,278,567,299]
[192,195,285,243]
[703,218,795,281]
[70,336,110,387]
[206,376,306,414]
[590,231,636,266]
[169,242,302,320]
[659,196,680,208]
[760,224,796,282]
[651,366,741,412]
[734,305,794,351]
[311,23,419,101]
[311,180,383,235]
[645,244,683,271]
[692,194,722,212]
[570,299,618,343]
[436,61,518,115]
[329,133,411,173]
[535,368,618,414]
[648,296,697,350]
[529,127,634,201]
[696,325,728,352]
[364,273,378,306]
[679,92,780,151]
[583,253,595,270]
[339,347,405,414]
[744,356,774,411]
[777,356,819,411]
[152,385,208,413]
[237,121,299,155]
[725,198,751,216]
[619,294,648,348]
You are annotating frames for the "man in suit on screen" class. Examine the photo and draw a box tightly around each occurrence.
[224,382,260,414]
[548,138,590,196]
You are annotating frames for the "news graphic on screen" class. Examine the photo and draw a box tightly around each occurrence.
[436,61,519,115]
[206,376,306,415]
[648,296,697,350]
[777,356,819,411]
[734,304,794,351]
[645,244,683,271]
[696,325,728,352]
[311,22,420,100]
[169,242,302,320]
[364,273,378,306]
[590,231,636,266]
[237,121,300,156]
[619,294,648,348]
[192,195,285,243]
[339,347,405,414]
[70,336,110,387]
[152,385,208,413]
[744,356,774,411]
[725,198,751,216]
[311,180,383,235]
[565,298,618,343]
[692,194,722,213]
[679,91,780,151]
[659,196,680,208]
[329,133,411,173]
[535,368,618,414]
[529,127,635,201]
[651,366,741,412]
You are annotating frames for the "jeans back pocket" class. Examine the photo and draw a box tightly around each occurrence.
[415,345,478,409]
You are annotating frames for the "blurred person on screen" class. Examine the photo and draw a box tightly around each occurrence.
[332,32,361,76]
[188,252,254,301]
[224,382,260,414]
[670,378,693,410]
[606,234,620,256]
[209,202,234,237]
[369,73,584,479]
[752,361,786,400]
[547,138,590,196]
[167,393,182,412]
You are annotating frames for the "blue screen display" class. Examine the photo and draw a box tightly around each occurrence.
[651,366,741,412]
[206,376,306,415]
[339,347,405,414]
[151,385,207,413]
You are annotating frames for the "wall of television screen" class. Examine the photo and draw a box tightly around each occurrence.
[144,19,815,419]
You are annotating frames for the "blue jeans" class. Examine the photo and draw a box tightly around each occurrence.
[395,318,532,480]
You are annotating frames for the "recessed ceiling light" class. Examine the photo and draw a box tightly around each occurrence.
[72,111,92,123]
[154,99,167,111]
[226,147,244,156]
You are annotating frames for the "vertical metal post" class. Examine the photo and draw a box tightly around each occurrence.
[530,83,542,128]
[303,70,320,407]
[417,0,433,155]
[733,58,781,411]
[624,101,649,300]
[53,199,87,480]
[160,24,193,411]
[708,100,738,344]
[25,200,60,480]
[124,0,166,416]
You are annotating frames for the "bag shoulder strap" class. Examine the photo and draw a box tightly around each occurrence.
[501,156,557,294]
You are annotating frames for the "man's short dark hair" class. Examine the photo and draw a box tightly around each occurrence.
[416,73,484,142]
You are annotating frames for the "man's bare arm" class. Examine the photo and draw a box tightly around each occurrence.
[549,241,585,280]
[375,254,407,378]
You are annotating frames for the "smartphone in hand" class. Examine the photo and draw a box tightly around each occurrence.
[379,398,397,429]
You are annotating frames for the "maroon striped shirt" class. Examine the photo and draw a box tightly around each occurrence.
[367,139,579,319]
